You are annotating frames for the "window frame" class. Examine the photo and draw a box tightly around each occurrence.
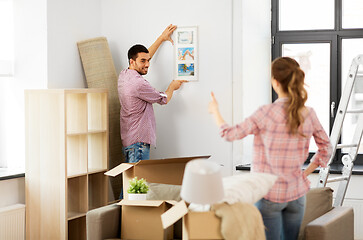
[271,0,363,165]
[0,0,14,77]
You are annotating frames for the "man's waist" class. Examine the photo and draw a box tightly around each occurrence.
[121,136,155,148]
[124,142,151,149]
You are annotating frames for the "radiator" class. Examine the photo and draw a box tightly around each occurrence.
[0,204,25,240]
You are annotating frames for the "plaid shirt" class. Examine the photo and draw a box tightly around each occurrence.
[221,98,332,202]
[118,69,167,147]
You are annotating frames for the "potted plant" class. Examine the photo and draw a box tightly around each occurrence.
[127,177,149,200]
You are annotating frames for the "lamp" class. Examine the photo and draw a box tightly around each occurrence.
[180,159,224,210]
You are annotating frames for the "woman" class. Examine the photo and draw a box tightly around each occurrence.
[208,57,332,240]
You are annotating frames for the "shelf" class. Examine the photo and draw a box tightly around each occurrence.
[66,93,88,134]
[26,89,109,239]
[88,92,107,132]
[67,173,87,179]
[67,131,88,136]
[67,135,88,177]
[68,176,88,218]
[67,212,87,221]
[87,129,107,134]
[68,216,86,240]
[88,168,108,175]
[88,132,107,171]
[88,172,108,210]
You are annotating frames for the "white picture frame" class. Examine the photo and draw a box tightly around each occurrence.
[174,26,198,81]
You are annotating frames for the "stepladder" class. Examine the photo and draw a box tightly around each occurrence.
[317,54,363,207]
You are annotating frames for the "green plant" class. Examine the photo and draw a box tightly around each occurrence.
[127,177,149,194]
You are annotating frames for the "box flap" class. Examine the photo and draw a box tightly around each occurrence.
[104,163,134,177]
[166,200,178,206]
[118,199,165,207]
[104,156,210,178]
[133,155,211,185]
[161,201,189,229]
[136,155,210,166]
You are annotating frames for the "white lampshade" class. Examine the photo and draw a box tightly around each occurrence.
[180,159,224,205]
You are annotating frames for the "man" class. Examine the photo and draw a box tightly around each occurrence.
[118,24,187,164]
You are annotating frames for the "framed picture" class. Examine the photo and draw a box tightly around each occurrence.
[174,26,198,81]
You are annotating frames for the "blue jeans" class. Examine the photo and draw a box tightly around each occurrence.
[255,195,306,240]
[123,142,150,163]
[119,142,150,199]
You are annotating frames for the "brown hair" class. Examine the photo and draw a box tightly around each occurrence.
[271,57,308,135]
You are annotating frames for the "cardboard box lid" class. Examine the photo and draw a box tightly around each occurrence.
[104,163,133,177]
[161,201,189,229]
[104,155,210,178]
[119,199,178,207]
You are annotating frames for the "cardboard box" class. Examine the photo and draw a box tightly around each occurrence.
[105,155,210,199]
[105,156,211,239]
[119,200,177,240]
[162,201,223,240]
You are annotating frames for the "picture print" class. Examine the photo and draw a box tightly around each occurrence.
[178,63,194,76]
[178,31,194,44]
[174,26,198,81]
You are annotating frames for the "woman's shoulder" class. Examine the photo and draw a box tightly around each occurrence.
[252,103,271,115]
[303,106,318,120]
[259,103,275,111]
[250,103,275,120]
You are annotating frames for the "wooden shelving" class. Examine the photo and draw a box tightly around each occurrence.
[88,172,108,210]
[25,89,109,240]
[68,216,87,240]
[67,134,88,177]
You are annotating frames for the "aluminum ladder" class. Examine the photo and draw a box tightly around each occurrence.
[317,54,363,207]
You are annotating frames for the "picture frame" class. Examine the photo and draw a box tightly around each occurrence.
[174,26,198,81]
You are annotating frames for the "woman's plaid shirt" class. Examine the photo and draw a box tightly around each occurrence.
[220,98,332,203]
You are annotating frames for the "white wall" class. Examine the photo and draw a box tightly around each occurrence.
[0,0,48,168]
[233,0,272,170]
[47,0,102,88]
[14,0,47,90]
[101,0,271,176]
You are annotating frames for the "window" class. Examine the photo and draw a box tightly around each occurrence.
[279,0,334,31]
[272,0,363,165]
[0,0,14,77]
[0,0,23,171]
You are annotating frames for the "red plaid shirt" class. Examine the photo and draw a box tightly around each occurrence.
[118,69,167,147]
[221,98,332,202]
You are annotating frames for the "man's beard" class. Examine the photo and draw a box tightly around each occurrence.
[136,68,148,75]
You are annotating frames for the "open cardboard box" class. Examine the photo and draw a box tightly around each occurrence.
[105,155,210,199]
[161,201,223,240]
[119,199,178,240]
[105,155,211,239]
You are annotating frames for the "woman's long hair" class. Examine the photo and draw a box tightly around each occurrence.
[272,57,308,135]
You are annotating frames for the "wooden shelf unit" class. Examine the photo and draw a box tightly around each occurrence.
[25,89,109,240]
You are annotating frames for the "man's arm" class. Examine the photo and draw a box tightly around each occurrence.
[148,24,177,59]
[164,80,188,103]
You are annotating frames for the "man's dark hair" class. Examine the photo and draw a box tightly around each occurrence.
[128,44,149,63]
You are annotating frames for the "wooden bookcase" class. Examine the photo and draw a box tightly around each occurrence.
[25,89,109,240]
